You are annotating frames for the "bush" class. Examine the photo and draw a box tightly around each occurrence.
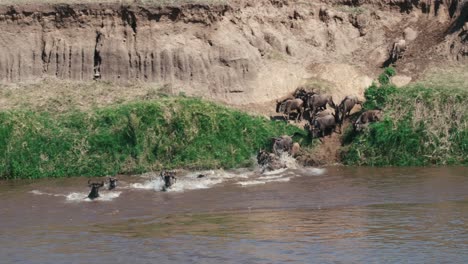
[363,82,397,110]
[363,67,398,110]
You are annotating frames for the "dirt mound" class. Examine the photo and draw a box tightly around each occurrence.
[0,0,466,105]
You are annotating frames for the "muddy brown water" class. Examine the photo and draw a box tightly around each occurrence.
[0,166,467,264]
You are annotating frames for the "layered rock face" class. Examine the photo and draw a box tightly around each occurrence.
[0,0,466,104]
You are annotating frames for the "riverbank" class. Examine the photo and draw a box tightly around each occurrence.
[341,68,468,166]
[0,89,306,179]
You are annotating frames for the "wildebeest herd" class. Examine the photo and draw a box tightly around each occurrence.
[275,88,383,137]
[86,89,383,198]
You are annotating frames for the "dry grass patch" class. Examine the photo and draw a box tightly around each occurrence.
[0,79,171,112]
[0,0,228,5]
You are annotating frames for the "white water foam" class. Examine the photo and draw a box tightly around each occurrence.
[261,167,288,175]
[299,167,327,176]
[278,153,300,170]
[65,191,121,202]
[238,177,291,186]
[30,190,65,197]
[258,175,286,180]
[131,169,252,192]
[31,189,121,202]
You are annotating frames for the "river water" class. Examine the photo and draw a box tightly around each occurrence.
[0,165,467,263]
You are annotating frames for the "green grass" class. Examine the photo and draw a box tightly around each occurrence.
[341,69,468,166]
[0,96,305,179]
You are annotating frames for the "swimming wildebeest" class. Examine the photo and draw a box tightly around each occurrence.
[160,170,177,191]
[276,98,304,122]
[337,95,362,124]
[310,111,339,138]
[272,135,294,156]
[354,109,383,131]
[306,94,336,115]
[257,149,286,173]
[87,180,104,200]
[108,177,118,190]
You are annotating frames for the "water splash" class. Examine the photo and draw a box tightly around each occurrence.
[298,167,327,176]
[130,170,252,192]
[65,191,121,202]
[31,189,121,202]
[238,177,291,186]
[30,190,65,197]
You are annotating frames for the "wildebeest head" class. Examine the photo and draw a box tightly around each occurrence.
[160,170,177,190]
[108,177,118,190]
[257,150,271,166]
[310,119,321,138]
[88,180,104,200]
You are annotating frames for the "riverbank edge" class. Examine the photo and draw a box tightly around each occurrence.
[0,96,309,180]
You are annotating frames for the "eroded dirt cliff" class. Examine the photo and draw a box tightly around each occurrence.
[0,0,466,104]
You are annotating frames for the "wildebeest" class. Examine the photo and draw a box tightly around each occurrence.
[391,39,406,63]
[306,94,336,114]
[160,170,177,191]
[87,180,104,200]
[337,95,362,124]
[291,142,301,157]
[272,135,294,156]
[354,110,383,131]
[310,111,339,138]
[108,177,118,190]
[257,150,286,173]
[276,98,304,122]
[293,88,315,102]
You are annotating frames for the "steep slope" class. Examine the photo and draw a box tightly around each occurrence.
[0,0,466,105]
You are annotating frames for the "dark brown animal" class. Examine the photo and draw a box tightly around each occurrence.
[307,94,336,114]
[293,88,315,102]
[272,135,293,156]
[87,180,104,200]
[337,95,362,124]
[160,170,177,191]
[276,98,304,122]
[108,177,118,190]
[354,110,383,131]
[310,112,339,138]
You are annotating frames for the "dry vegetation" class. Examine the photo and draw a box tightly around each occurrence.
[0,79,171,112]
[0,0,227,5]
[417,65,468,91]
